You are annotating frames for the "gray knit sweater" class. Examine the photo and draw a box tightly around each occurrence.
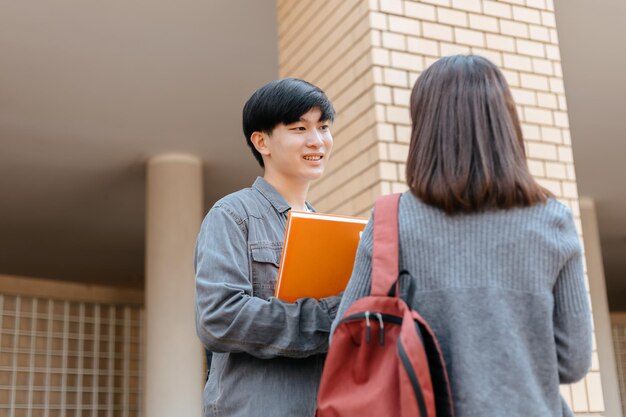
[333,192,592,417]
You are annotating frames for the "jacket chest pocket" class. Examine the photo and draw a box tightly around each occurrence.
[249,243,282,300]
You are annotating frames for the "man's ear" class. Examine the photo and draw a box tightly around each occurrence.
[250,131,271,157]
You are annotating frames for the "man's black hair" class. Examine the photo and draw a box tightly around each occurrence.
[242,78,335,167]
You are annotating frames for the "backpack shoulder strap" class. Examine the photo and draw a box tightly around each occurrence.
[371,193,401,297]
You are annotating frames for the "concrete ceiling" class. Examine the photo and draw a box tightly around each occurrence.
[1,0,623,308]
[0,0,274,288]
[555,0,626,311]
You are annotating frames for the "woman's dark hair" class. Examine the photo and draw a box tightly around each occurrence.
[243,78,335,167]
[406,54,552,214]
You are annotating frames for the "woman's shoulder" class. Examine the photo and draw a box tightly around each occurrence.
[398,192,574,225]
[398,191,441,216]
[531,198,576,229]
[540,197,570,214]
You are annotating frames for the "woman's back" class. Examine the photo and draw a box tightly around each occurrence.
[332,55,592,416]
[396,193,591,416]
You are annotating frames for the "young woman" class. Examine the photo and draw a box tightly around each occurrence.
[334,55,592,417]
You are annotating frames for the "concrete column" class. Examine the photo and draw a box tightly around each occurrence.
[145,153,204,417]
[579,197,623,417]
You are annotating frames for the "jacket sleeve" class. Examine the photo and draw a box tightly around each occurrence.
[194,204,341,359]
[553,209,593,384]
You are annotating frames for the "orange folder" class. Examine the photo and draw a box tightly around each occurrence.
[274,210,369,303]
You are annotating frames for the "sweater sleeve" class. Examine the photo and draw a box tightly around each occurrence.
[330,213,375,339]
[553,208,592,384]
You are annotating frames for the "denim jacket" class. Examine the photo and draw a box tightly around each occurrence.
[195,177,341,417]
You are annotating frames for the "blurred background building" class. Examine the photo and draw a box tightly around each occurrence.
[0,0,624,416]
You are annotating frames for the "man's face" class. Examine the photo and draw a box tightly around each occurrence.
[263,107,333,183]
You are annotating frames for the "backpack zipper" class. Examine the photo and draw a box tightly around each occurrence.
[339,312,401,346]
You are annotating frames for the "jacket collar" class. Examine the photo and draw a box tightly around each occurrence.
[252,177,315,214]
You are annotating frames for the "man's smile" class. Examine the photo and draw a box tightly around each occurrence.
[303,153,323,161]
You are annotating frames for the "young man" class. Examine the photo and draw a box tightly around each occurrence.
[195,78,341,417]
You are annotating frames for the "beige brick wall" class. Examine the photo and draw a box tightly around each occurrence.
[277,1,604,413]
[278,0,386,217]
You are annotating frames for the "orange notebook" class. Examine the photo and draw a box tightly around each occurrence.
[274,210,369,303]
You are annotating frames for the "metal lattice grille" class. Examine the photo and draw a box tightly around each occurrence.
[614,323,626,417]
[0,294,143,417]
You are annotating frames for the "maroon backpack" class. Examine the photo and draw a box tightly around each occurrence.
[316,194,454,417]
